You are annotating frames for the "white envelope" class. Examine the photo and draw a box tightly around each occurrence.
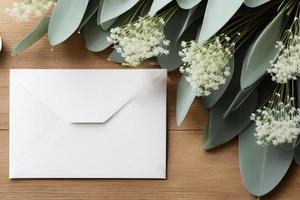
[9,69,167,179]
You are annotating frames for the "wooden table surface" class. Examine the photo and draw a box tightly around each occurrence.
[1,1,300,199]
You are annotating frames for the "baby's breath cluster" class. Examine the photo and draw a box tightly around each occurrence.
[5,0,56,22]
[107,15,170,66]
[250,93,300,146]
[179,35,234,96]
[267,17,300,84]
[267,35,300,83]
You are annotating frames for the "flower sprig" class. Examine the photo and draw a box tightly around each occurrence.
[267,16,300,84]
[5,0,56,22]
[250,83,300,146]
[107,4,178,67]
[179,35,234,96]
[107,15,170,67]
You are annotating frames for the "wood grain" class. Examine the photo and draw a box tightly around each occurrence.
[0,1,300,199]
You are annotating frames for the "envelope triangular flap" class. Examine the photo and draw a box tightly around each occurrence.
[11,69,164,123]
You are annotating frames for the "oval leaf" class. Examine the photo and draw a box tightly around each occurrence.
[239,123,293,196]
[294,141,300,165]
[97,0,118,30]
[48,0,89,45]
[176,75,196,126]
[148,0,173,16]
[244,0,271,7]
[100,0,138,23]
[12,17,50,56]
[240,9,286,90]
[203,89,257,150]
[107,49,124,64]
[201,57,234,108]
[84,14,111,52]
[78,0,100,31]
[198,0,243,42]
[176,0,202,9]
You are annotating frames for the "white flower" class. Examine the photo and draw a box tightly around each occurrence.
[107,15,169,67]
[179,36,234,97]
[5,0,56,22]
[250,93,300,146]
[267,37,300,83]
[268,19,300,84]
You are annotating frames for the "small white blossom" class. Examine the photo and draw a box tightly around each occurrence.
[268,18,300,84]
[6,0,56,22]
[107,15,169,67]
[267,36,300,83]
[251,93,300,146]
[179,36,234,97]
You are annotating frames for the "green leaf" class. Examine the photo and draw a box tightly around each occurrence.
[107,49,124,64]
[201,57,234,108]
[148,0,172,16]
[239,123,293,196]
[78,0,100,31]
[203,89,257,150]
[176,0,202,9]
[97,0,118,30]
[296,78,300,107]
[294,143,300,165]
[140,0,154,16]
[198,0,243,42]
[240,9,286,90]
[244,0,271,7]
[12,17,50,56]
[100,0,138,23]
[84,14,111,52]
[48,0,89,45]
[223,86,258,117]
[158,5,204,71]
[176,75,195,126]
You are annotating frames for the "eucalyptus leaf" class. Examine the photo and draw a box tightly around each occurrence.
[244,0,271,7]
[78,0,100,31]
[296,78,300,107]
[48,0,89,46]
[201,57,234,108]
[239,123,294,196]
[294,142,300,165]
[140,0,154,16]
[147,57,159,65]
[223,86,256,117]
[12,17,50,56]
[100,0,138,23]
[295,79,300,165]
[198,0,243,43]
[176,0,202,9]
[176,75,196,126]
[203,89,257,150]
[223,44,256,116]
[97,0,118,30]
[107,49,124,64]
[84,14,111,52]
[240,9,286,90]
[148,0,173,16]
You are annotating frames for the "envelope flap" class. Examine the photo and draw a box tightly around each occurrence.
[11,69,166,123]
